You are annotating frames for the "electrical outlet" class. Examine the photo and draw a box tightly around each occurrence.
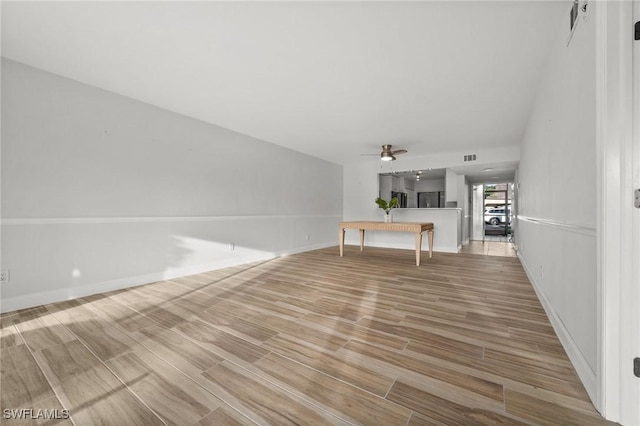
[305,234,310,241]
[229,242,235,251]
[0,269,9,283]
[539,265,544,279]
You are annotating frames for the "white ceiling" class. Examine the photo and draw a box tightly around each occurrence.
[449,160,518,184]
[1,1,566,172]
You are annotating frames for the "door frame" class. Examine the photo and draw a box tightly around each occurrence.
[481,183,513,241]
[596,0,640,423]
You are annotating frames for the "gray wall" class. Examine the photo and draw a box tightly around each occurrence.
[1,59,343,312]
[516,3,597,400]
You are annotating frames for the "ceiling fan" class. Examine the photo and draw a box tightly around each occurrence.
[362,144,408,161]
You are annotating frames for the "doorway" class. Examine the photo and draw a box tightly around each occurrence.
[470,183,516,257]
[483,183,513,242]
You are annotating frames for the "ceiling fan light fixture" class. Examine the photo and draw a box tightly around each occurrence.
[362,144,406,161]
[381,152,395,161]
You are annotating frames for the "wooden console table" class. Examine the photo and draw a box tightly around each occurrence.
[338,221,434,266]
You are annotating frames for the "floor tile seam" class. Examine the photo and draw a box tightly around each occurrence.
[342,341,523,398]
[0,319,24,350]
[220,348,407,425]
[120,332,260,426]
[103,295,195,333]
[150,260,282,310]
[502,386,607,420]
[383,378,398,399]
[261,330,350,361]
[81,301,255,426]
[210,353,360,426]
[44,306,170,426]
[388,380,518,424]
[84,302,222,376]
[187,402,262,426]
[402,343,583,388]
[259,344,398,399]
[189,314,279,347]
[283,320,368,347]
[336,347,513,418]
[127,354,261,426]
[10,322,75,419]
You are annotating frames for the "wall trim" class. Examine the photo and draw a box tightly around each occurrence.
[1,214,343,226]
[0,241,335,313]
[518,252,598,404]
[517,215,596,236]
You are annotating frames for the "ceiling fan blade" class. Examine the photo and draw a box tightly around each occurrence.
[361,145,407,159]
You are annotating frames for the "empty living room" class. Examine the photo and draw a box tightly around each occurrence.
[1,1,638,425]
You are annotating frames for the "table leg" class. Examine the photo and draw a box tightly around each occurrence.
[339,228,345,257]
[415,232,422,266]
[359,229,365,252]
[428,229,434,259]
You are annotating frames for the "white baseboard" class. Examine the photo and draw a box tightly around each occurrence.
[0,242,334,313]
[518,253,598,405]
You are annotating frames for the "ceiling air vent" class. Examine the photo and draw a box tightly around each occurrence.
[463,154,477,162]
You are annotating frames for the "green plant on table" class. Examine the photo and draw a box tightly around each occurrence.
[375,197,399,215]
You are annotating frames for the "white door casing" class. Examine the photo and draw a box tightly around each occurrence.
[629,0,640,423]
[596,0,640,424]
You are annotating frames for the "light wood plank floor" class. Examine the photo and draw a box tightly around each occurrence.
[462,241,517,257]
[1,246,616,425]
